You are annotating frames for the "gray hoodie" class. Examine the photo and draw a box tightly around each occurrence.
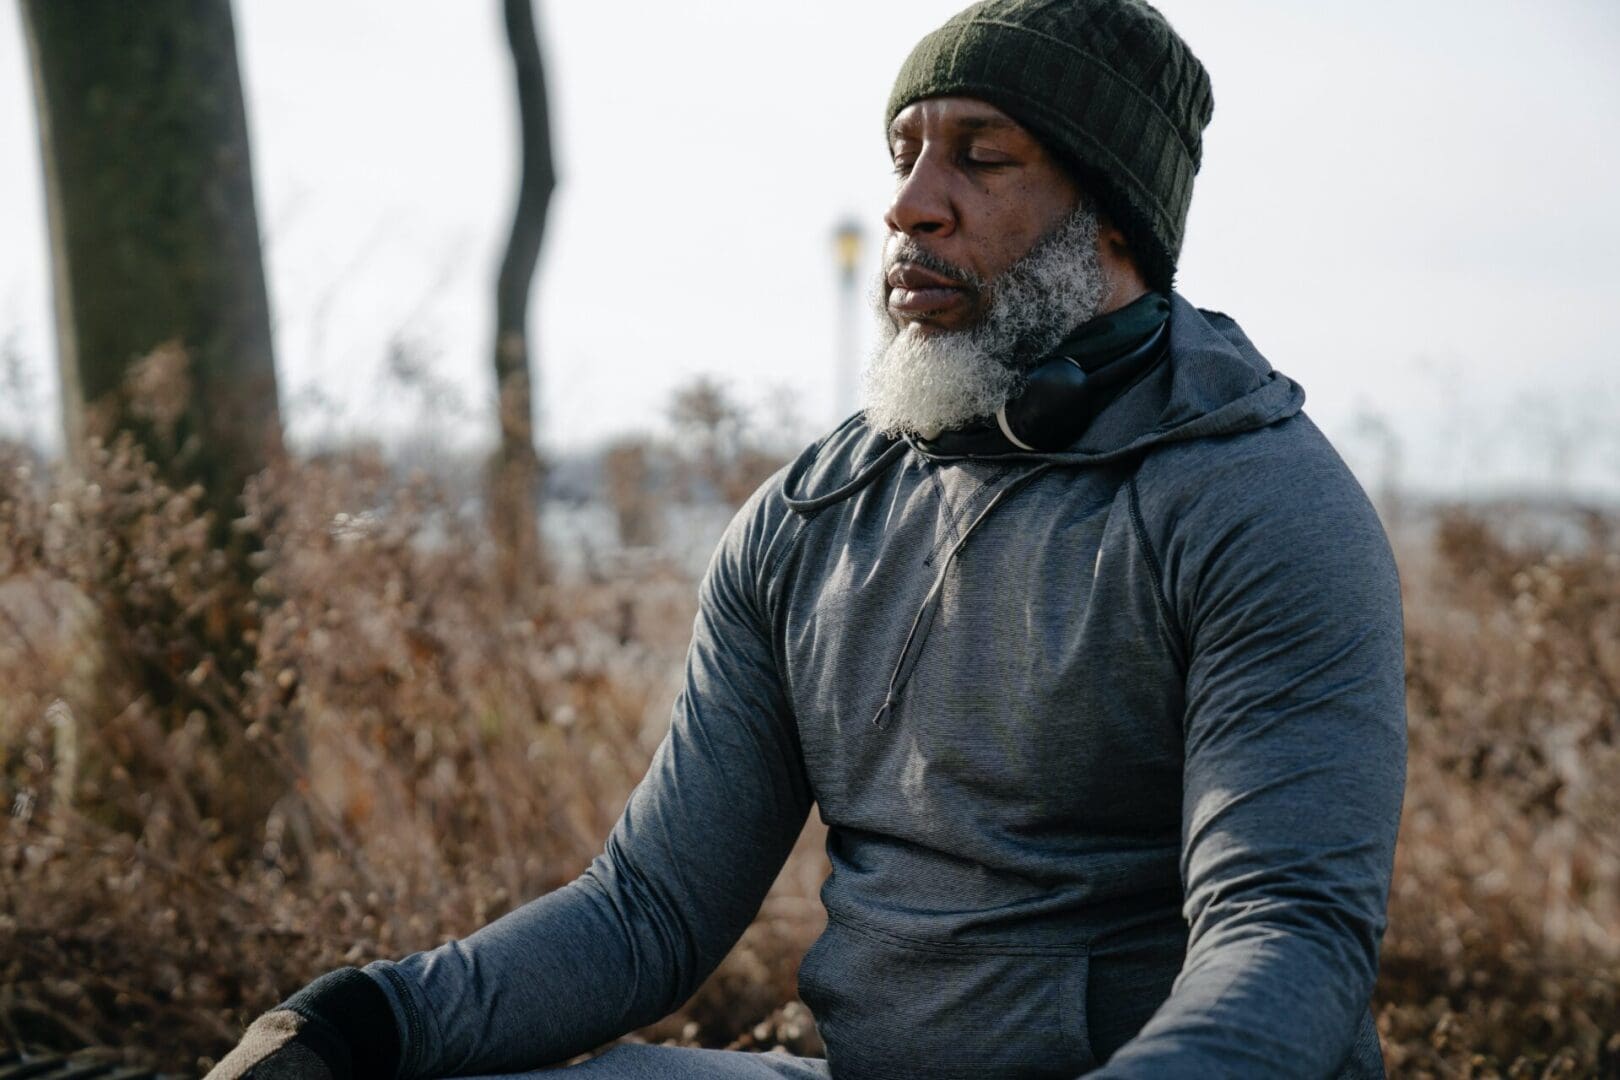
[365,294,1406,1079]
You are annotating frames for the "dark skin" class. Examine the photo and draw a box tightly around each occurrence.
[885,96,1148,333]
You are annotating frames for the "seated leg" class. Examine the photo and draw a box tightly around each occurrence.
[464,1045,833,1079]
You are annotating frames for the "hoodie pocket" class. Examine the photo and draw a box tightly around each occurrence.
[797,913,1094,1080]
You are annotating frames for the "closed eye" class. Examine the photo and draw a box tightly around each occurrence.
[964,150,1015,170]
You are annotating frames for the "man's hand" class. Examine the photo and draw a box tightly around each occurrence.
[205,1009,339,1080]
[205,967,400,1080]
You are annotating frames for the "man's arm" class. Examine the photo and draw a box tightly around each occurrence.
[1096,424,1406,1078]
[356,493,812,1078]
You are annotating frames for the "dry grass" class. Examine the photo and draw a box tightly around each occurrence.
[1,440,1616,1076]
[1378,509,1620,1077]
[0,437,823,1071]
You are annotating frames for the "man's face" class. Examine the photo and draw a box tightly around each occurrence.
[884,97,1085,334]
[862,96,1109,439]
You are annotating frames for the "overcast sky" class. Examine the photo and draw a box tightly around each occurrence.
[2,1,1618,496]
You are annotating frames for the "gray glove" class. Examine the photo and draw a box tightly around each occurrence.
[205,968,400,1080]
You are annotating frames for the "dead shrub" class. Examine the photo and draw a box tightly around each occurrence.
[0,438,823,1071]
[1378,506,1620,1076]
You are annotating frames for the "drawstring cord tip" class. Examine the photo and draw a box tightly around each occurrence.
[873,699,896,728]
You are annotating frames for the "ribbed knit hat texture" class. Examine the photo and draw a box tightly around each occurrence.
[886,0,1213,292]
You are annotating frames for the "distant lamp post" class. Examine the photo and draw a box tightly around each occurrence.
[832,216,866,420]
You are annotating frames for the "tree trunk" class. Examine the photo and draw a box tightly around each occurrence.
[491,0,555,588]
[20,0,282,525]
[21,2,285,839]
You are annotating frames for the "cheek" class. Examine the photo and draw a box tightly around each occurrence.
[975,186,1077,273]
[968,218,1046,279]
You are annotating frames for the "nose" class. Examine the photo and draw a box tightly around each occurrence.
[883,152,955,239]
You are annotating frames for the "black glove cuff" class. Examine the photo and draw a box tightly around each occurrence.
[281,967,403,1080]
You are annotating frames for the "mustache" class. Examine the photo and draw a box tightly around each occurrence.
[882,238,985,290]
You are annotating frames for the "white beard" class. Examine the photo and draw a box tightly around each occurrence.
[861,206,1108,439]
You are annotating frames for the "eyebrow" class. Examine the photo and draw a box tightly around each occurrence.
[889,113,1021,143]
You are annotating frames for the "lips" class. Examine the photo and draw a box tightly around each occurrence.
[888,263,963,292]
[887,261,971,319]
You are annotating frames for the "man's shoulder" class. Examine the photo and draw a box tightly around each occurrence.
[1131,409,1387,554]
[1142,406,1350,485]
[1126,408,1400,639]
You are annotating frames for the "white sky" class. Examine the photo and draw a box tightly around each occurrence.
[2,1,1618,496]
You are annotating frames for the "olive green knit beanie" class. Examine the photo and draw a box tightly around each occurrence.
[886,0,1213,292]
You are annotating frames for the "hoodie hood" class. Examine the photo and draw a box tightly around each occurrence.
[782,292,1305,511]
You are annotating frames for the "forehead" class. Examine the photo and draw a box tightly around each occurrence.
[888,96,1031,142]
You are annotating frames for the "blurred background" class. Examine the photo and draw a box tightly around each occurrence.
[0,1,1616,1076]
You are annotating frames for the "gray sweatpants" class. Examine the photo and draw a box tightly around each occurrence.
[472,1046,832,1078]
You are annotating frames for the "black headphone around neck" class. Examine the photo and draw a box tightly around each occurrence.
[994,319,1169,451]
[917,317,1169,456]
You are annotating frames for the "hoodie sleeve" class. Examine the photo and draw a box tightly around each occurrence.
[362,488,814,1079]
[1095,417,1406,1078]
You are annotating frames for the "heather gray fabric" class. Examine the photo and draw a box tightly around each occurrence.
[467,1045,833,1078]
[365,293,1405,1079]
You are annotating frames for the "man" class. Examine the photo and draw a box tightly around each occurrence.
[211,1,1405,1077]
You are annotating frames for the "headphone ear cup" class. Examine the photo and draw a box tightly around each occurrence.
[997,359,1093,452]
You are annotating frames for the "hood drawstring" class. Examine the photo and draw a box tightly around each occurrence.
[781,438,909,516]
[872,462,1058,729]
[778,428,1058,731]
